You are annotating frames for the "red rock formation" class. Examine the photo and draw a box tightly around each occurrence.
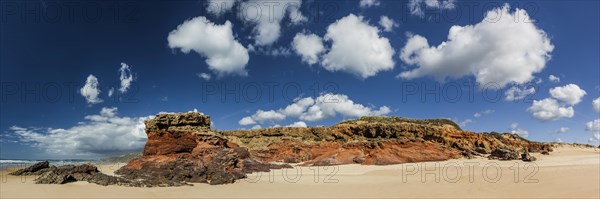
[223,116,553,165]
[252,139,462,165]
[115,113,289,186]
[117,113,552,186]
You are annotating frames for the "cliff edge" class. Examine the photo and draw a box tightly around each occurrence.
[115,112,290,186]
[222,116,551,165]
[116,112,552,186]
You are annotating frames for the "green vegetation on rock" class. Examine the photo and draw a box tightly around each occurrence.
[337,116,462,130]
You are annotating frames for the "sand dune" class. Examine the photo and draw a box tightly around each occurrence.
[1,146,598,198]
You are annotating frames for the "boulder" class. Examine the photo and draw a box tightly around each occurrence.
[474,147,490,154]
[488,148,520,160]
[9,161,50,175]
[521,152,537,162]
[35,164,99,184]
[8,161,131,186]
[86,172,138,186]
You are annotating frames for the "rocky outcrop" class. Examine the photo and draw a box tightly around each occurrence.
[521,152,537,162]
[115,112,290,186]
[488,148,520,160]
[248,139,462,166]
[10,162,136,186]
[35,164,101,184]
[9,161,51,175]
[222,116,552,165]
[9,113,555,187]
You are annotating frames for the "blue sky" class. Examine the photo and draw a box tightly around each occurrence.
[0,0,598,159]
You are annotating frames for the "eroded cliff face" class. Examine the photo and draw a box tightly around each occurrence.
[116,113,552,186]
[115,113,289,186]
[222,116,552,165]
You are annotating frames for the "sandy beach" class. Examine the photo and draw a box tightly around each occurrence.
[1,146,598,198]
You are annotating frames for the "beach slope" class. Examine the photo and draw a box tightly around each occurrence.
[1,146,598,198]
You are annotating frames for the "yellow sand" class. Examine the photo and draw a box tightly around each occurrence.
[1,146,598,198]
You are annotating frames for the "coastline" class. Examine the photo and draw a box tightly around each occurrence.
[1,145,598,198]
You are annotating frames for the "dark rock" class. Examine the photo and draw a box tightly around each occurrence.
[352,156,366,164]
[31,167,55,175]
[541,150,550,155]
[474,147,490,154]
[8,161,140,186]
[9,161,50,176]
[521,152,537,162]
[488,148,520,160]
[35,164,99,184]
[241,159,292,173]
[86,173,138,186]
[30,163,141,186]
[461,151,475,159]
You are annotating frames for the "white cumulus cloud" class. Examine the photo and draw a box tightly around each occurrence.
[10,107,150,158]
[458,119,472,127]
[168,16,249,76]
[239,93,391,125]
[107,88,114,97]
[248,45,293,57]
[505,85,536,101]
[281,97,315,117]
[549,84,587,105]
[534,77,543,84]
[292,32,325,65]
[586,119,600,142]
[360,0,380,8]
[527,98,574,121]
[239,0,306,46]
[551,127,569,134]
[300,93,391,122]
[509,123,529,138]
[286,121,307,128]
[586,119,600,132]
[379,15,399,32]
[473,109,494,118]
[408,0,456,17]
[593,97,600,112]
[239,117,257,126]
[548,75,560,83]
[206,0,240,16]
[80,75,103,105]
[398,5,554,87]
[321,14,395,78]
[197,73,212,81]
[238,110,286,125]
[251,125,262,130]
[118,63,134,93]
